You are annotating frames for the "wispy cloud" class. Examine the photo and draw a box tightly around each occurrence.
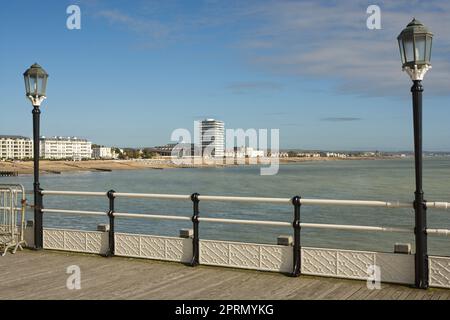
[97,9,170,40]
[226,81,283,94]
[321,117,363,122]
[233,0,450,96]
[93,0,450,96]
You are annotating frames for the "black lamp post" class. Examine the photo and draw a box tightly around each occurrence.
[23,63,48,250]
[397,19,433,289]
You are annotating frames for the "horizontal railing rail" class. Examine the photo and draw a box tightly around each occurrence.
[41,190,108,197]
[426,228,450,236]
[41,189,450,209]
[41,208,422,232]
[42,208,106,217]
[41,207,449,236]
[114,212,191,221]
[40,190,450,235]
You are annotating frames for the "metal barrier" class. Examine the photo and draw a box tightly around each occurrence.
[36,189,450,288]
[0,184,26,256]
[37,190,450,287]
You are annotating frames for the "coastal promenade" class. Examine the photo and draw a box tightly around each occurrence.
[0,156,387,174]
[1,249,449,300]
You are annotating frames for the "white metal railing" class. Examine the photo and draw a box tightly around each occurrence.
[42,208,106,217]
[41,189,450,208]
[41,190,108,197]
[114,212,191,221]
[30,189,450,288]
[40,189,450,235]
[426,228,450,236]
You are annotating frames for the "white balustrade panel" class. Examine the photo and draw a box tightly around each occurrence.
[114,232,192,263]
[43,228,107,254]
[429,256,450,289]
[301,247,415,285]
[199,239,293,273]
[41,228,449,288]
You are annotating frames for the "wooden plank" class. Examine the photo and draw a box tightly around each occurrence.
[0,250,449,300]
[317,280,365,300]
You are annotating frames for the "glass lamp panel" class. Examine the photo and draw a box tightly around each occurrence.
[414,35,426,63]
[37,75,47,96]
[29,76,38,96]
[425,35,432,62]
[398,39,406,64]
[403,37,414,63]
[24,75,31,96]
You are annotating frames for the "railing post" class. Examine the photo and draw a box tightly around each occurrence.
[107,190,115,257]
[292,195,301,277]
[34,188,44,249]
[191,192,200,266]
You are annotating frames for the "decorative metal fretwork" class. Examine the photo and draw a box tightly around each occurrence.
[43,228,105,254]
[429,256,450,289]
[199,240,293,273]
[114,232,192,263]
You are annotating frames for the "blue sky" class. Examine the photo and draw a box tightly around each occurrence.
[1,0,449,151]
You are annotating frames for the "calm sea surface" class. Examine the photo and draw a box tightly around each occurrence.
[3,158,450,255]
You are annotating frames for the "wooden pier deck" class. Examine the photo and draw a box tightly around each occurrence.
[0,250,449,300]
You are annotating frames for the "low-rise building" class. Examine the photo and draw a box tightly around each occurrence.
[40,136,92,160]
[151,143,177,157]
[224,147,264,158]
[297,152,321,158]
[0,135,33,160]
[150,143,201,157]
[270,152,289,158]
[92,147,115,159]
[326,152,348,158]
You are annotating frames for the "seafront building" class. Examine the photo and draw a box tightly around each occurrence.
[151,144,176,156]
[92,146,116,159]
[270,151,289,158]
[40,136,92,160]
[326,152,348,158]
[0,135,33,160]
[297,152,321,158]
[224,147,264,158]
[199,119,225,158]
[150,143,201,157]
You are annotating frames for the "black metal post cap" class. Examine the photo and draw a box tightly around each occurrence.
[292,195,301,206]
[191,192,200,202]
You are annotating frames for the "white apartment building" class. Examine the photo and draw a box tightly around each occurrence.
[270,152,289,158]
[200,119,224,158]
[224,147,264,158]
[92,147,115,159]
[326,152,348,158]
[40,136,92,160]
[0,135,33,160]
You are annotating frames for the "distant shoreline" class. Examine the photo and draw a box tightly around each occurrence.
[0,156,410,175]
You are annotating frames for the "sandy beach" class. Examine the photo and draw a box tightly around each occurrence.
[0,156,391,175]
